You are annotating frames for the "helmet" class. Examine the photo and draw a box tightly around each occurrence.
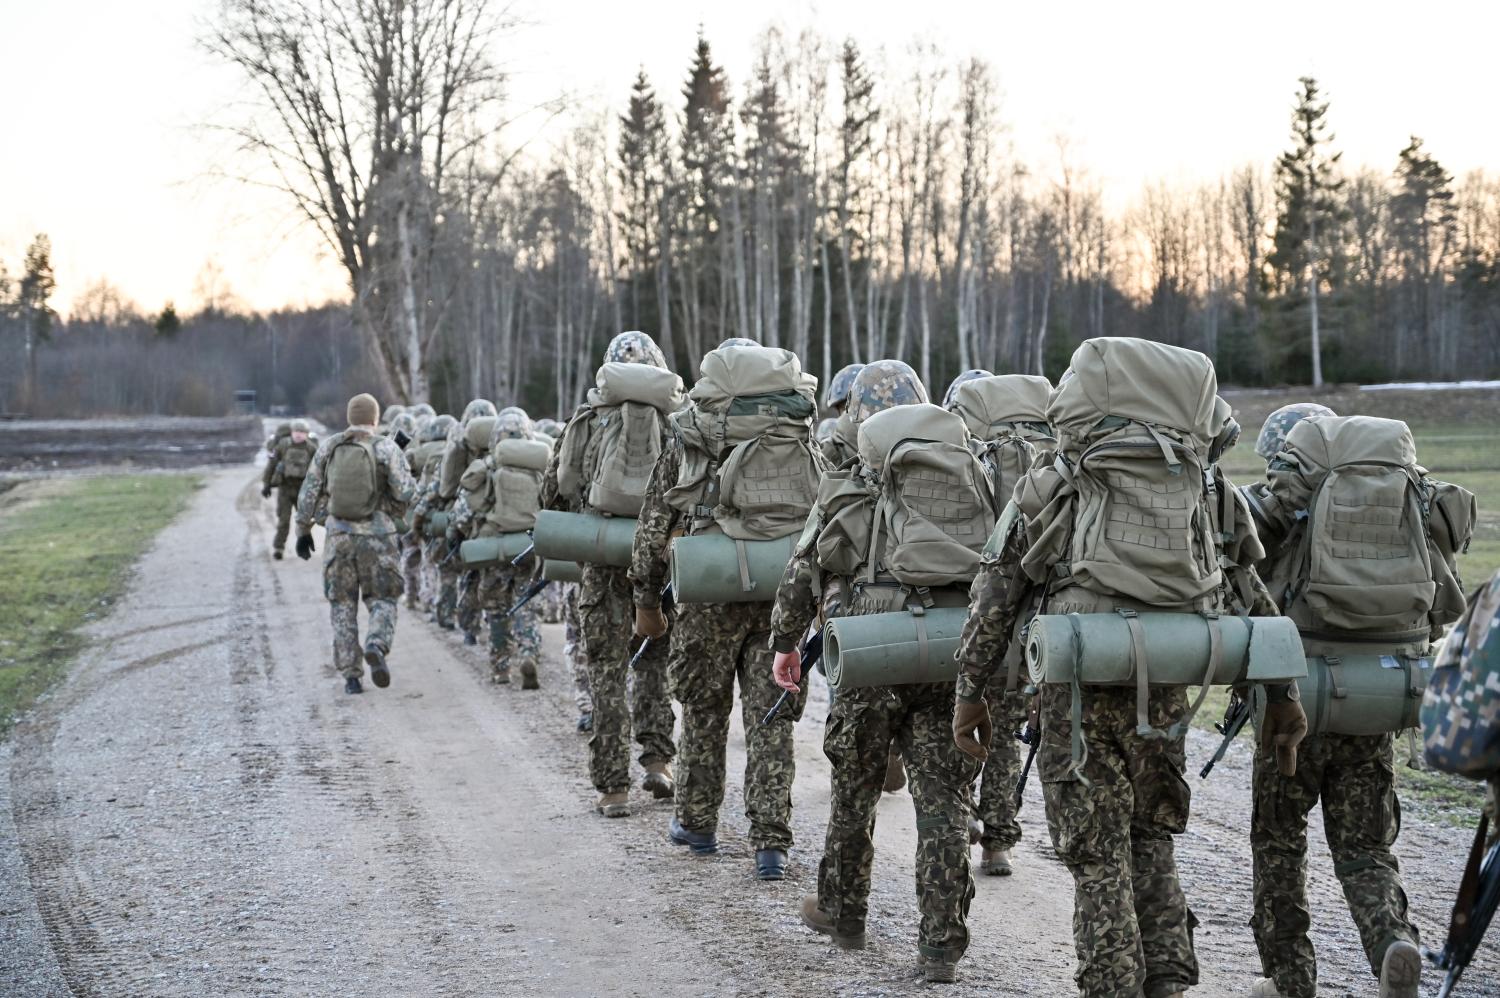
[388,412,418,443]
[847,360,928,423]
[275,421,292,438]
[408,402,435,419]
[605,330,667,369]
[815,417,838,445]
[534,418,564,439]
[461,398,497,424]
[381,403,407,426]
[422,414,457,442]
[491,407,533,443]
[717,337,760,349]
[290,419,310,433]
[1255,403,1336,461]
[825,363,865,411]
[942,369,994,410]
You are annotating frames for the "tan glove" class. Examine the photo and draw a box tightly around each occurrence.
[634,605,668,639]
[953,700,993,762]
[1260,699,1309,776]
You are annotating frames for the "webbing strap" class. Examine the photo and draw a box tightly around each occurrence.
[1120,609,1158,740]
[1326,655,1347,699]
[913,605,930,673]
[734,539,754,593]
[1145,425,1183,475]
[1067,614,1092,785]
[1174,613,1224,739]
[592,516,610,564]
[864,500,884,586]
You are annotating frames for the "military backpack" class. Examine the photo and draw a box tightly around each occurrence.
[556,362,685,516]
[461,438,551,535]
[326,435,381,520]
[950,374,1053,509]
[281,440,315,481]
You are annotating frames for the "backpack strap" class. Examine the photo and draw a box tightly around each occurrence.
[1172,612,1227,739]
[1118,608,1158,740]
[1066,613,1093,787]
[734,538,755,594]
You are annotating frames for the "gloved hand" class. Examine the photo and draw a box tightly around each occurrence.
[772,649,802,693]
[634,605,668,639]
[1261,699,1309,776]
[953,699,993,761]
[261,486,273,499]
[295,534,316,561]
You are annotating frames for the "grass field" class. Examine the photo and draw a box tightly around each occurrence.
[0,474,200,737]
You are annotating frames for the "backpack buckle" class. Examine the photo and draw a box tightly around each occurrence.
[915,585,935,608]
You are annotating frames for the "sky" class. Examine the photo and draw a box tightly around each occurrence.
[2,0,1497,317]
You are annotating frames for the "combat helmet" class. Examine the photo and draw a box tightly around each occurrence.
[492,407,533,442]
[605,330,668,369]
[1255,402,1336,461]
[717,337,760,349]
[815,416,838,445]
[387,412,418,446]
[942,369,995,410]
[408,402,436,420]
[461,398,497,424]
[381,403,407,427]
[290,418,310,434]
[422,414,457,442]
[534,418,564,439]
[847,360,929,424]
[825,363,865,412]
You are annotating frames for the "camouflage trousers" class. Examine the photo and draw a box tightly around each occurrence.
[563,585,594,713]
[420,538,457,625]
[670,602,805,851]
[1039,684,1197,998]
[457,569,482,638]
[816,681,979,961]
[322,531,403,680]
[477,566,541,680]
[399,532,423,608]
[537,583,565,624]
[1250,732,1418,998]
[976,688,1031,851]
[273,480,302,552]
[578,564,674,794]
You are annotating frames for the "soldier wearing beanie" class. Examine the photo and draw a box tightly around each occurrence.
[294,393,417,694]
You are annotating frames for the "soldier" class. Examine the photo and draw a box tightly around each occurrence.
[438,400,498,644]
[771,359,987,983]
[541,331,682,819]
[408,414,457,621]
[1240,403,1461,998]
[451,408,548,687]
[631,339,820,880]
[261,418,318,560]
[952,338,1309,998]
[294,393,417,694]
[819,362,864,469]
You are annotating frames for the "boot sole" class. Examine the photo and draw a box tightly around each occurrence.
[980,864,1012,876]
[598,805,631,818]
[668,834,718,855]
[1379,940,1421,998]
[364,649,390,689]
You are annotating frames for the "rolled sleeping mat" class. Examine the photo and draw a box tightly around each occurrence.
[1026,613,1308,686]
[543,560,583,584]
[531,510,636,567]
[670,533,797,603]
[824,607,969,690]
[459,532,533,569]
[1291,653,1429,736]
[424,511,451,538]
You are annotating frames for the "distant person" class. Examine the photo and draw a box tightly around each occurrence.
[262,418,317,560]
[294,393,417,694]
[818,363,864,469]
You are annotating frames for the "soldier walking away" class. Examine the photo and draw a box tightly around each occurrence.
[771,360,991,983]
[952,338,1309,998]
[818,362,864,469]
[630,339,822,880]
[295,393,417,695]
[262,418,317,559]
[1240,404,1474,998]
[408,414,457,621]
[541,331,683,819]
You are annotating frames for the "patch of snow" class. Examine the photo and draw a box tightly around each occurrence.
[1361,380,1500,392]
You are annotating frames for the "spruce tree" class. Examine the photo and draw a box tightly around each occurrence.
[617,69,669,331]
[1390,136,1456,371]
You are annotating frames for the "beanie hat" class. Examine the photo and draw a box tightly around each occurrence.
[347,393,379,427]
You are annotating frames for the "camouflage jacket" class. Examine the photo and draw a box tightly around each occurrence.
[628,445,682,609]
[769,548,823,653]
[294,428,416,538]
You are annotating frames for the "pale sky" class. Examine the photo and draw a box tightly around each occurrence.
[3,0,1497,316]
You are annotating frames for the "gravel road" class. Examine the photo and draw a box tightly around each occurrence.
[1,466,1496,997]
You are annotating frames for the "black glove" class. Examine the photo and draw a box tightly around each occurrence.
[261,485,273,499]
[295,534,316,561]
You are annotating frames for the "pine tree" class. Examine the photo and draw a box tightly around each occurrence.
[1270,77,1347,386]
[617,70,670,335]
[1390,136,1456,373]
[155,303,182,338]
[679,31,734,358]
[835,39,876,361]
[17,233,55,408]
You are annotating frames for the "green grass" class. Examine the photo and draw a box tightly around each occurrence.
[0,474,200,737]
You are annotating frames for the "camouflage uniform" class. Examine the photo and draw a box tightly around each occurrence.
[975,687,1029,852]
[631,444,806,850]
[295,429,416,680]
[450,496,542,684]
[263,430,318,553]
[562,584,595,715]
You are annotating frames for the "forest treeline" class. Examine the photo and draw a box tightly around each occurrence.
[4,0,1500,418]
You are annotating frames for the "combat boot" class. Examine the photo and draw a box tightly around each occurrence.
[798,895,865,950]
[492,666,511,685]
[576,712,593,734]
[363,644,391,689]
[273,549,284,561]
[520,662,539,690]
[596,791,630,818]
[916,954,959,984]
[1379,940,1421,998]
[464,632,478,646]
[1248,979,1284,997]
[883,751,907,793]
[642,761,675,799]
[979,848,1012,876]
[344,676,363,695]
[755,849,786,881]
[668,816,718,854]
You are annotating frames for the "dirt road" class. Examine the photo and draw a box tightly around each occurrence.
[2,466,1496,996]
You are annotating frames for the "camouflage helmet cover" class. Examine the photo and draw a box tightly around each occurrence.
[388,412,418,441]
[289,418,310,433]
[605,330,668,369]
[381,403,407,425]
[1255,402,1336,460]
[717,337,760,349]
[815,416,838,444]
[942,369,995,410]
[825,363,866,410]
[275,421,292,438]
[461,398,497,424]
[848,360,929,424]
[423,414,457,442]
[408,402,436,419]
[491,407,533,443]
[534,418,564,439]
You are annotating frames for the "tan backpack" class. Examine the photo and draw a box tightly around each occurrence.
[438,416,497,501]
[557,363,685,516]
[1276,415,1474,638]
[951,374,1053,509]
[484,438,551,533]
[1044,337,1228,608]
[855,403,998,588]
[326,435,381,520]
[281,439,315,480]
[665,344,821,540]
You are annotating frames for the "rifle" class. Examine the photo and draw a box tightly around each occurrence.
[629,581,676,669]
[506,577,550,616]
[762,628,823,726]
[511,540,536,567]
[439,535,463,567]
[1428,814,1500,997]
[1014,715,1041,811]
[1199,692,1251,779]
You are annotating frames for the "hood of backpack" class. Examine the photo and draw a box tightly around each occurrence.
[1048,337,1220,448]
[952,374,1053,440]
